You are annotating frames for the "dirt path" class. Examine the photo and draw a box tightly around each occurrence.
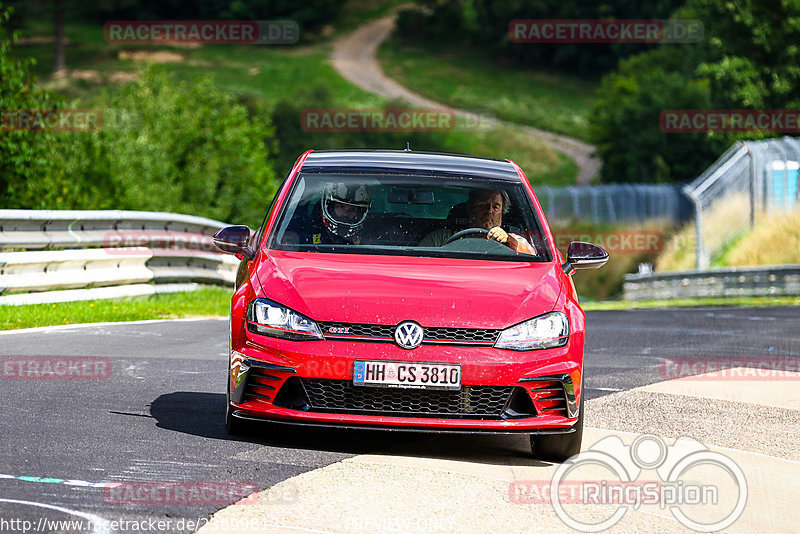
[331,14,601,184]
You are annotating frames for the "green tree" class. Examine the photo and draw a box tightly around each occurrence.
[63,65,278,227]
[688,0,800,109]
[590,46,725,182]
[591,0,800,182]
[0,3,67,208]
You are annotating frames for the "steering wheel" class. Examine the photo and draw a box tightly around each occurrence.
[445,227,489,244]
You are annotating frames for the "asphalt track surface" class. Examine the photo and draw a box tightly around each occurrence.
[0,307,798,533]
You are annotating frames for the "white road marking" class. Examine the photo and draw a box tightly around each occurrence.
[0,317,226,336]
[0,497,112,534]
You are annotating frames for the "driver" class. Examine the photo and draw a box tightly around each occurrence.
[308,182,372,245]
[419,189,535,254]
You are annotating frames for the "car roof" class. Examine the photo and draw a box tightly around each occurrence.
[300,150,521,181]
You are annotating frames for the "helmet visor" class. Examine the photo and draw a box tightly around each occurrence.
[325,199,369,226]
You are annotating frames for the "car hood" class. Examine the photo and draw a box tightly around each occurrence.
[254,251,562,329]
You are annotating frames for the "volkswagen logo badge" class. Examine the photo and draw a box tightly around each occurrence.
[394,321,424,350]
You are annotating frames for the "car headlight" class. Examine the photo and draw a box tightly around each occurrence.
[494,312,569,351]
[246,299,323,340]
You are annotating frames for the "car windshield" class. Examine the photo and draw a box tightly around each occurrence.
[269,173,551,261]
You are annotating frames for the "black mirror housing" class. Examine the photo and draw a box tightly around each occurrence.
[562,241,609,274]
[213,225,254,259]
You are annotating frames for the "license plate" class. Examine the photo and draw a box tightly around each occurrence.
[353,360,461,390]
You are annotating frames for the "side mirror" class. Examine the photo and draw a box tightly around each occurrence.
[562,241,609,275]
[213,225,254,260]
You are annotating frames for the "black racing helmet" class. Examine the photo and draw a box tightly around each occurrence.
[321,182,372,241]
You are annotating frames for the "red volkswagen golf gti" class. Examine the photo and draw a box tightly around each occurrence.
[214,150,608,460]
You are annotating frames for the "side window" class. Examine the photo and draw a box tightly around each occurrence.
[256,170,294,247]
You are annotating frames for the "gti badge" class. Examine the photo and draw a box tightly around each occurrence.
[394,321,424,349]
[328,326,350,334]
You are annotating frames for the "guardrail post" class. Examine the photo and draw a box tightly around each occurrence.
[745,144,756,228]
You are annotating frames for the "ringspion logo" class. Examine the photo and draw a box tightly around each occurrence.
[517,434,747,532]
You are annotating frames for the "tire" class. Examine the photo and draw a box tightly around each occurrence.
[531,404,584,462]
[225,373,249,436]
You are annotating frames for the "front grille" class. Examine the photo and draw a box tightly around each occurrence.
[317,321,500,346]
[297,378,515,419]
[423,327,499,343]
[525,379,568,416]
[319,323,394,339]
[243,368,281,403]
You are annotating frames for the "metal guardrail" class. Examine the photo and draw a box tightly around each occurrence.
[0,209,225,249]
[623,265,800,301]
[0,210,238,305]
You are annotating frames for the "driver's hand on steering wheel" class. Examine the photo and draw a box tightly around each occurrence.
[487,226,509,244]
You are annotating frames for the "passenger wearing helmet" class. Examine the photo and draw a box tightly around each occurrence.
[309,182,372,245]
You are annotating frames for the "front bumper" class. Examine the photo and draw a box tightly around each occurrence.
[229,330,584,432]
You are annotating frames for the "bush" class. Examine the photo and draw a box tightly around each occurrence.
[0,3,66,208]
[589,47,726,183]
[60,65,278,227]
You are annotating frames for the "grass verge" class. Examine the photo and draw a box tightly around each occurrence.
[582,295,800,311]
[1,287,231,331]
[378,35,597,141]
[657,207,800,271]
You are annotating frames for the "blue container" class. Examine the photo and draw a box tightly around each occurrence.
[770,160,799,210]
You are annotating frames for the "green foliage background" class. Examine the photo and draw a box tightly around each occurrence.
[60,67,279,227]
[0,6,66,207]
[1,1,513,228]
[591,0,800,183]
[401,0,800,183]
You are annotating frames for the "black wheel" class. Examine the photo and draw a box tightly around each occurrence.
[444,227,489,244]
[531,404,584,462]
[225,373,249,436]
